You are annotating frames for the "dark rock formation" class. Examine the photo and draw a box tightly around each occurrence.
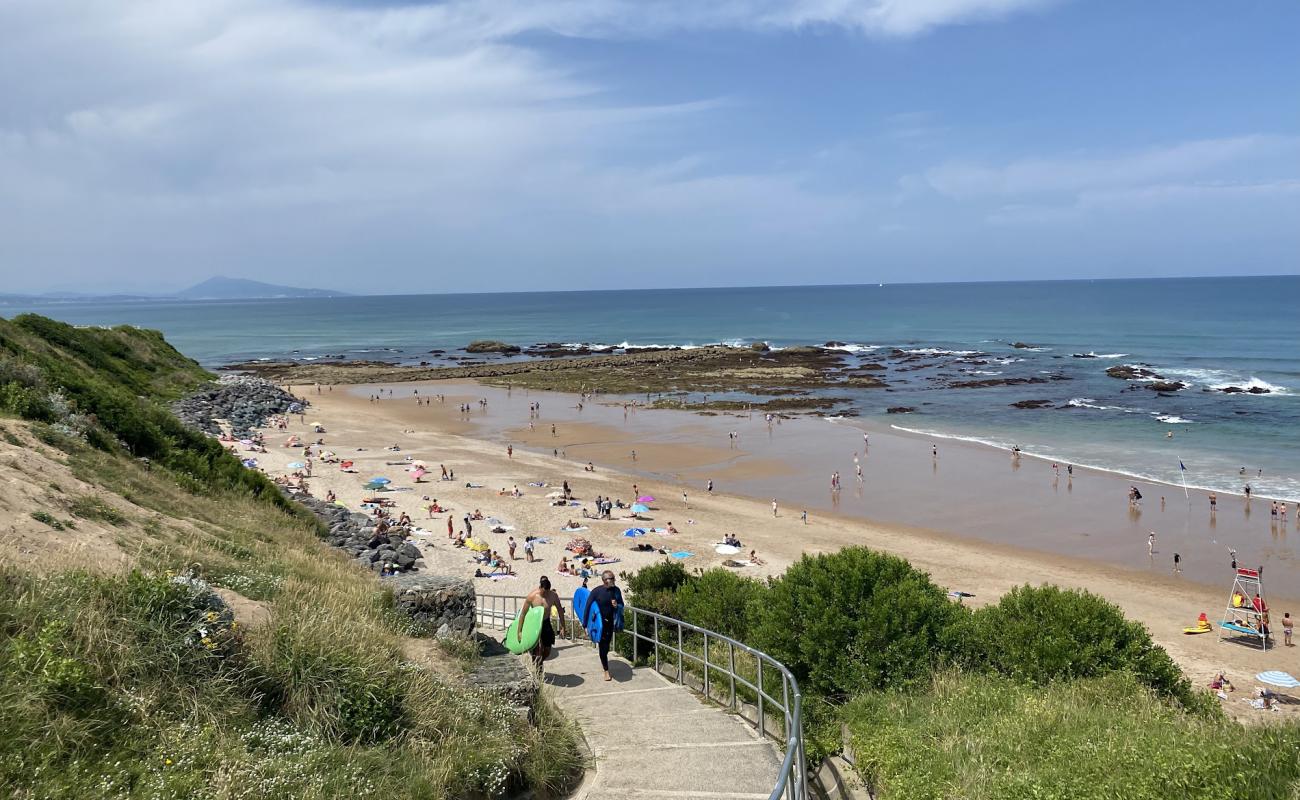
[387,573,475,636]
[1148,381,1186,392]
[172,375,305,438]
[886,406,915,414]
[1010,399,1054,409]
[466,340,521,354]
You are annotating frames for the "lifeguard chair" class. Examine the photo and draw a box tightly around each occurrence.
[1219,567,1269,650]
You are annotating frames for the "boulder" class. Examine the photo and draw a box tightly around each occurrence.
[1010,399,1054,409]
[387,574,476,636]
[886,406,914,414]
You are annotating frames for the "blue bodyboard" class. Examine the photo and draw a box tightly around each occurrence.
[572,586,591,629]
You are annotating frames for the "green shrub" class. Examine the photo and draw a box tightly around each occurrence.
[966,584,1197,707]
[845,670,1300,800]
[751,547,966,700]
[621,560,690,616]
[674,568,765,641]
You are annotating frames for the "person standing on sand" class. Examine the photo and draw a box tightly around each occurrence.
[1173,553,1181,574]
[1283,613,1293,646]
[801,510,808,525]
[771,499,778,517]
[524,537,536,563]
[507,536,517,560]
[1209,492,1217,514]
[519,577,565,672]
[507,444,513,459]
[682,491,688,508]
[1148,532,1156,556]
[587,571,624,681]
[707,479,713,494]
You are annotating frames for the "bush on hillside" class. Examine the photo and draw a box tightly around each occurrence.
[621,560,691,616]
[966,584,1197,707]
[674,568,765,641]
[845,670,1300,800]
[750,547,966,700]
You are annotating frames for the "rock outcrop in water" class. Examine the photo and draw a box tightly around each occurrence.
[466,340,521,354]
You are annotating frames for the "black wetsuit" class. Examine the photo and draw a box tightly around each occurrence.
[587,585,625,670]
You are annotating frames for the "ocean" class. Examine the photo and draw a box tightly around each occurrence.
[7,275,1299,501]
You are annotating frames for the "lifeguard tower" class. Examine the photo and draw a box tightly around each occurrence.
[1220,567,1269,650]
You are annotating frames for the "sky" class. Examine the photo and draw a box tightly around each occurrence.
[1,0,1298,295]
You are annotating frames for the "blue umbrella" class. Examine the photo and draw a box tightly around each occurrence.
[369,477,391,485]
[623,528,647,537]
[287,461,306,469]
[1257,671,1300,688]
[631,503,650,514]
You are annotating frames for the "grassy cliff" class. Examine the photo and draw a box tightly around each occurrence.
[0,315,581,799]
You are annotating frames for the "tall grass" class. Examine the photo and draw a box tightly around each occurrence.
[846,670,1300,800]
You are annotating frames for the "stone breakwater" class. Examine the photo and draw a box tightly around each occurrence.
[173,375,306,438]
[290,491,425,576]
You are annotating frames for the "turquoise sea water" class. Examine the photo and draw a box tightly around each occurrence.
[7,276,1299,500]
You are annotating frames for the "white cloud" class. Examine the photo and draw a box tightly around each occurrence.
[920,135,1300,199]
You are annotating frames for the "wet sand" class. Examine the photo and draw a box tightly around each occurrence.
[359,381,1300,598]
[266,382,1300,722]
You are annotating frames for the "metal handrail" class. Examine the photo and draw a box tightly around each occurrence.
[477,593,807,800]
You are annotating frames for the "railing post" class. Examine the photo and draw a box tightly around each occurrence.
[757,658,765,738]
[728,642,737,710]
[703,634,710,700]
[632,609,639,662]
[677,622,684,682]
[653,616,660,673]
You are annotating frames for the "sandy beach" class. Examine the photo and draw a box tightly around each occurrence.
[257,381,1300,722]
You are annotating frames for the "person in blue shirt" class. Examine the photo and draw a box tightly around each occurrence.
[587,570,625,682]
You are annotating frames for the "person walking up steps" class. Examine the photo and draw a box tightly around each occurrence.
[519,577,565,672]
[587,570,625,681]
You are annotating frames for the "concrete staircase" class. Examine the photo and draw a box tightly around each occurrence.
[541,640,784,800]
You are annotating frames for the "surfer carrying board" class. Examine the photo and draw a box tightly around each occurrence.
[520,576,566,671]
[588,570,626,682]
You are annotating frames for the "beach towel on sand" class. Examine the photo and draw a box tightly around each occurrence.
[670,551,695,559]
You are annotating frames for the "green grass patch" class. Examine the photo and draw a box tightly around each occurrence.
[68,495,129,526]
[846,670,1300,800]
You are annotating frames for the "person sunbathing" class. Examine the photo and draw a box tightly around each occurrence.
[471,510,485,520]
[665,522,679,534]
[557,557,571,574]
[1210,672,1235,691]
[749,550,766,565]
[563,520,583,530]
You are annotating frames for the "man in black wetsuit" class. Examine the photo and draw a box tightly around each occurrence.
[587,570,625,682]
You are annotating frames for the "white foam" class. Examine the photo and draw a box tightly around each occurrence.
[905,348,978,356]
[1067,398,1139,413]
[1208,377,1290,395]
[1085,352,1129,359]
[964,370,1003,376]
[828,343,881,354]
[1154,414,1195,424]
[993,357,1025,365]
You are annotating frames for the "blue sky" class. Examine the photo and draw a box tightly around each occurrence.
[1,0,1297,294]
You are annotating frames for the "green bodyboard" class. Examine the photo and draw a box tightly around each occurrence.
[504,606,545,654]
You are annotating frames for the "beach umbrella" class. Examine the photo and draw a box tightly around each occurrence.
[287,461,305,469]
[623,528,647,537]
[714,544,740,555]
[465,538,490,552]
[1257,671,1300,688]
[411,467,427,481]
[310,421,323,427]
[364,480,388,491]
[631,503,650,514]
[369,477,391,485]
[411,460,427,468]
[545,491,566,499]
[241,458,258,468]
[637,495,655,503]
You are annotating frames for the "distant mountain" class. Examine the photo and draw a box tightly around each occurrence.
[176,276,350,300]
